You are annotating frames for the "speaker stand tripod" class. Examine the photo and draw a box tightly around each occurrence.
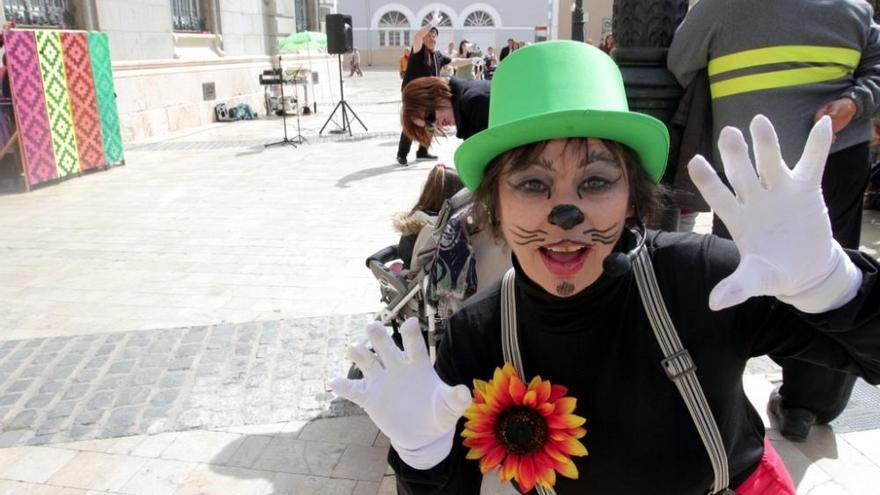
[319,53,367,136]
[265,68,297,149]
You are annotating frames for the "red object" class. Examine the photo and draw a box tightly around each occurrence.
[735,437,796,495]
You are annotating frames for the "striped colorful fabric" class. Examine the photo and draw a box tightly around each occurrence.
[36,30,80,178]
[61,32,105,171]
[4,30,58,186]
[88,32,124,164]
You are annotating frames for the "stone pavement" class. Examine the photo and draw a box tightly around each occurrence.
[0,69,879,494]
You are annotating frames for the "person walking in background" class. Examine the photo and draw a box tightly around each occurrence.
[455,40,477,80]
[399,47,410,80]
[397,13,482,166]
[499,38,515,62]
[600,33,614,54]
[441,41,457,77]
[668,0,880,442]
[349,48,363,77]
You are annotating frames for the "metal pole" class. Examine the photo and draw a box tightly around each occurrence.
[571,0,584,42]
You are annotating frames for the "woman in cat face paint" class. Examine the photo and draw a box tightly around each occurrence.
[331,41,880,495]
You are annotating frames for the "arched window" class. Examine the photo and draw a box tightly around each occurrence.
[464,10,494,27]
[379,10,411,47]
[420,12,452,27]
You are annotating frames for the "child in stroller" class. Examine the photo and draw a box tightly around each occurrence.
[364,165,510,363]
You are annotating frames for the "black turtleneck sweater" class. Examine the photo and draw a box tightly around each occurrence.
[389,230,880,495]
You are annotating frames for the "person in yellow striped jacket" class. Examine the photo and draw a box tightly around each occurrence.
[668,0,880,443]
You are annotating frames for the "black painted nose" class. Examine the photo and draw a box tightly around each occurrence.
[548,204,584,230]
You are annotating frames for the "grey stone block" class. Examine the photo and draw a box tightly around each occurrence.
[85,356,110,369]
[36,417,68,435]
[72,369,99,384]
[108,406,139,427]
[9,409,37,429]
[20,366,45,379]
[47,400,76,419]
[108,360,136,374]
[62,384,90,400]
[30,353,58,365]
[130,370,160,386]
[183,328,208,343]
[49,366,75,380]
[115,387,150,406]
[0,430,30,448]
[75,409,104,426]
[168,356,195,371]
[175,344,201,357]
[26,395,54,408]
[159,372,186,388]
[147,341,174,354]
[95,344,116,356]
[140,354,169,368]
[150,388,180,406]
[105,334,125,343]
[68,424,96,440]
[96,377,125,391]
[87,391,114,409]
[39,381,63,394]
[6,380,32,393]
[59,353,82,367]
[42,339,67,352]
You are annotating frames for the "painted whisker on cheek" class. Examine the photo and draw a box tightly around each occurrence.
[511,225,547,246]
[582,225,621,245]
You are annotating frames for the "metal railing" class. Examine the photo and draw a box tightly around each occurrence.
[171,0,205,32]
[3,0,73,28]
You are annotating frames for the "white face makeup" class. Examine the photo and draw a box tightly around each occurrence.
[497,139,633,297]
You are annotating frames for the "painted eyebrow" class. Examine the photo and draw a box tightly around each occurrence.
[509,156,554,173]
[580,149,620,169]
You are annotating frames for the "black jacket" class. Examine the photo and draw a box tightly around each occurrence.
[390,231,880,494]
[449,77,490,141]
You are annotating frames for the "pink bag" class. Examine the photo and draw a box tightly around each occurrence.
[735,437,796,495]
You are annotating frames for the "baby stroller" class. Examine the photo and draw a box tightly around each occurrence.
[364,187,477,363]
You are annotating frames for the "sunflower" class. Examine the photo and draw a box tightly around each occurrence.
[461,363,588,492]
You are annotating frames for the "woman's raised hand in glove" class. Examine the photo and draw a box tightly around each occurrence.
[688,115,861,313]
[328,318,472,469]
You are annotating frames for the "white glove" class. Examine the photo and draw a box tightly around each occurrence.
[328,318,472,469]
[429,9,442,27]
[688,115,861,313]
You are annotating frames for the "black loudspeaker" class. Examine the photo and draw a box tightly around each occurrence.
[326,14,354,54]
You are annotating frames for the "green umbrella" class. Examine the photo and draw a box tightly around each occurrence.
[277,31,328,114]
[278,31,327,52]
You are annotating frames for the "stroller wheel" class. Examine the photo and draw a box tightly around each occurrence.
[347,362,363,380]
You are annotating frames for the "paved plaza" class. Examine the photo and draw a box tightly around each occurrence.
[0,70,880,494]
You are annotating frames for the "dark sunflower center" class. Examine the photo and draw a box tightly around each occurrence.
[494,405,548,455]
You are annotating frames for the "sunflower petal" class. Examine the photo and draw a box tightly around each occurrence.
[554,397,577,415]
[500,454,519,482]
[553,456,580,479]
[479,445,506,474]
[517,454,537,493]
[548,413,586,430]
[508,376,527,404]
[550,434,588,457]
[566,426,587,439]
[534,379,552,405]
[549,384,568,402]
[537,402,555,417]
[522,389,537,407]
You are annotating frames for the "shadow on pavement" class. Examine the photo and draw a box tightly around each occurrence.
[335,162,427,189]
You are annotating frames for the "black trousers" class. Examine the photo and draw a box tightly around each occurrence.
[397,132,428,159]
[713,141,870,420]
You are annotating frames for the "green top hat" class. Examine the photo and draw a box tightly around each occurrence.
[454,40,669,191]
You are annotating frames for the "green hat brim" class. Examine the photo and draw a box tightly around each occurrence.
[454,109,669,191]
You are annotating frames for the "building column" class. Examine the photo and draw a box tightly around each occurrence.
[612,0,688,231]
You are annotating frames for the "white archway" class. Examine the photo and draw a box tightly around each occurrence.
[415,3,459,29]
[370,3,416,29]
[458,3,503,28]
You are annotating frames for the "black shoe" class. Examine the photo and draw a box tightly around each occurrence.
[767,387,816,442]
[396,155,408,166]
[416,152,437,160]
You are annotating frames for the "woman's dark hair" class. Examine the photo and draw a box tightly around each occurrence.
[459,40,471,57]
[473,138,658,237]
[411,164,465,214]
